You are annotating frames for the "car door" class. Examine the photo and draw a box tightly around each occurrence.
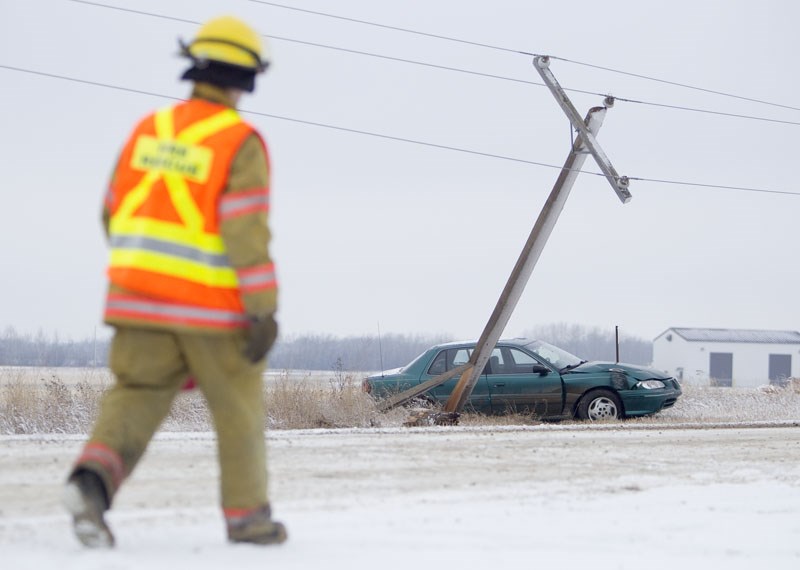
[427,347,492,413]
[487,346,563,416]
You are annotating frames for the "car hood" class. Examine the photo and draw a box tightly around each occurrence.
[571,361,671,380]
[367,367,404,379]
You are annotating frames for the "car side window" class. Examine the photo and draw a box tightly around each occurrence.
[507,348,537,374]
[452,348,470,366]
[483,348,504,375]
[428,348,472,375]
[427,351,447,376]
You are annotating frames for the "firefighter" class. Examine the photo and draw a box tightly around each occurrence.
[62,16,286,547]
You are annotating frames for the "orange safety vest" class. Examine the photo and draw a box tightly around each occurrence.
[104,99,269,329]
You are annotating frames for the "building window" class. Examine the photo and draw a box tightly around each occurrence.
[709,352,733,387]
[769,354,792,386]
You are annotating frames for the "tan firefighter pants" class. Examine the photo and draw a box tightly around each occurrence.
[84,326,268,511]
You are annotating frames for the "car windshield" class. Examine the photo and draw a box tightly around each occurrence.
[523,340,583,370]
[400,350,430,373]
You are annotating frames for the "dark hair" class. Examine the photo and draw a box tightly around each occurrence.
[181,60,257,92]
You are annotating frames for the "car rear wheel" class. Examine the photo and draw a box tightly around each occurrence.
[577,389,622,421]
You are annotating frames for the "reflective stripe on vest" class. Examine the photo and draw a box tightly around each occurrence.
[109,105,244,291]
[106,295,248,328]
[219,189,270,221]
[236,263,277,293]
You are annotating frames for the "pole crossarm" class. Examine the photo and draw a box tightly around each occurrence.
[533,55,632,204]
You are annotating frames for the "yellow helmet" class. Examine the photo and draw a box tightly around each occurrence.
[180,16,270,72]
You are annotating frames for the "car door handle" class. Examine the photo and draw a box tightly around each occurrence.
[493,383,505,388]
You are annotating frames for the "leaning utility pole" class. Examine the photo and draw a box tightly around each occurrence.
[442,56,632,417]
[376,57,632,420]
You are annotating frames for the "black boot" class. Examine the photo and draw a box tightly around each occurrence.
[226,505,287,545]
[62,469,114,548]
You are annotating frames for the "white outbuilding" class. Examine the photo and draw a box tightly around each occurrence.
[652,327,800,388]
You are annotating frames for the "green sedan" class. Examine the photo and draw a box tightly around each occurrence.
[363,338,681,420]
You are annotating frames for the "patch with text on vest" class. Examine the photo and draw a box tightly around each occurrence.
[131,135,213,183]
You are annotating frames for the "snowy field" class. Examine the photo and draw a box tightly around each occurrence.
[1,423,799,569]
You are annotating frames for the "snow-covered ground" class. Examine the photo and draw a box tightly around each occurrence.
[1,423,799,569]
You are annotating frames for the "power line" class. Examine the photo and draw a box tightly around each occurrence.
[610,96,800,127]
[627,176,800,197]
[0,63,568,173]
[68,0,199,27]
[66,0,800,128]
[2,63,796,198]
[0,63,183,102]
[246,0,533,56]
[63,2,545,86]
[248,0,800,114]
[548,55,800,113]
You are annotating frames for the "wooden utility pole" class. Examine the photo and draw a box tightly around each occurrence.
[377,57,631,419]
[443,56,632,415]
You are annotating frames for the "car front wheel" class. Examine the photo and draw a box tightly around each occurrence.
[577,389,622,421]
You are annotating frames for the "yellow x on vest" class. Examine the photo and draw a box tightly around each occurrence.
[109,107,243,288]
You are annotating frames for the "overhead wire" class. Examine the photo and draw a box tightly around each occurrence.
[626,176,800,197]
[247,0,800,114]
[547,55,800,113]
[66,0,800,128]
[61,2,546,87]
[608,95,800,126]
[2,63,796,198]
[0,63,182,103]
[245,0,534,56]
[0,63,574,173]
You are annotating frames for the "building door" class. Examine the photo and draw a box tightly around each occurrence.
[769,354,792,386]
[709,352,733,387]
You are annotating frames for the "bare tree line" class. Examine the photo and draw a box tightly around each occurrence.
[0,324,652,370]
[0,328,108,367]
[520,323,653,366]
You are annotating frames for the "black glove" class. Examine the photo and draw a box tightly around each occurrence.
[244,313,278,363]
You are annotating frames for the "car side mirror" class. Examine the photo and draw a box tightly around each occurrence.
[532,364,549,375]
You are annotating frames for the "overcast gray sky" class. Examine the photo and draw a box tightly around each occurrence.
[2,0,798,344]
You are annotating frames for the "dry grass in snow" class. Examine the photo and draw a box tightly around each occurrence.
[0,367,404,434]
[0,367,798,435]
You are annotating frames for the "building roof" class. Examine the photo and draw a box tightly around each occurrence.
[667,328,800,344]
